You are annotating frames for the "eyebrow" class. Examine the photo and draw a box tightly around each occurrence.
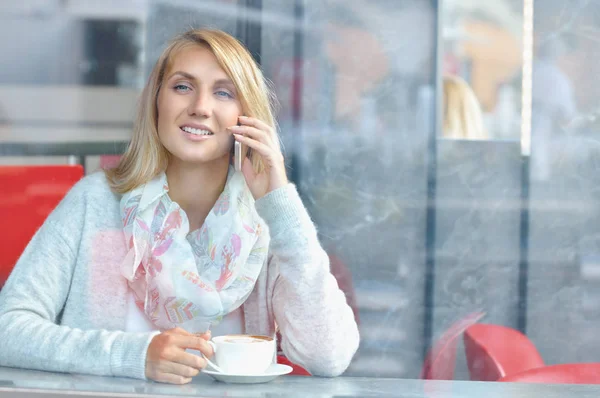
[168,71,235,88]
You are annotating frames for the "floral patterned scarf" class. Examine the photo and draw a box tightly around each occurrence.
[119,167,268,332]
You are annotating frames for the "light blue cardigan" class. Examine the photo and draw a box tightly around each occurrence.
[0,172,359,379]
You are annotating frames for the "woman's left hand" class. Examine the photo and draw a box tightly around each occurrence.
[228,116,288,200]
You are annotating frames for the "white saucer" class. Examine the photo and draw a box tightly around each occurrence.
[202,364,293,384]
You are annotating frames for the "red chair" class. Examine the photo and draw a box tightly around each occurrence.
[277,355,311,376]
[0,165,84,288]
[463,324,544,381]
[499,363,600,384]
[420,311,485,380]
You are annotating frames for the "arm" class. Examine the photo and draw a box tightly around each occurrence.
[0,183,157,379]
[255,184,360,377]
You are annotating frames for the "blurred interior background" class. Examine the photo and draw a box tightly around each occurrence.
[2,0,600,380]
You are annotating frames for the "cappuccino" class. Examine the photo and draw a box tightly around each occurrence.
[223,335,271,344]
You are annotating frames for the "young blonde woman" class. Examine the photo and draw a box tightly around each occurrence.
[0,29,359,384]
[442,75,488,140]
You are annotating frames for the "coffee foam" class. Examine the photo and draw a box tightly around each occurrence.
[224,337,262,343]
[221,335,272,344]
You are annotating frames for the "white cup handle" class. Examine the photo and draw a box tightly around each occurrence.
[203,341,224,373]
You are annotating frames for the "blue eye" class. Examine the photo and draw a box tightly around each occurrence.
[216,90,234,99]
[174,84,191,92]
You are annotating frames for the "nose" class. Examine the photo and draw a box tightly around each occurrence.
[188,90,212,118]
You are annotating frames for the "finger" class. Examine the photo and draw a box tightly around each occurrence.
[154,341,208,369]
[173,335,214,357]
[160,361,201,378]
[171,327,191,336]
[233,133,277,161]
[196,330,211,340]
[174,350,209,369]
[228,125,274,147]
[238,115,274,134]
[153,373,193,385]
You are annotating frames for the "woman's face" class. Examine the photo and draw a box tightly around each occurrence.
[157,44,242,167]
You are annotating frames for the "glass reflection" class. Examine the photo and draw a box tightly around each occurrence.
[0,0,599,390]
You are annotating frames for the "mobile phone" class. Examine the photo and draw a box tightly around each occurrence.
[234,118,250,171]
[235,140,242,171]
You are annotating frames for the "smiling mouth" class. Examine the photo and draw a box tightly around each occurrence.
[181,126,214,136]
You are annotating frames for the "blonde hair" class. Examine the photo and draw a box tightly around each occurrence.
[442,75,487,140]
[105,29,279,194]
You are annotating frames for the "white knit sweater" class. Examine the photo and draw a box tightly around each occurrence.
[0,172,359,379]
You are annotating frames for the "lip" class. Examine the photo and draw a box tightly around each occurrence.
[179,123,214,134]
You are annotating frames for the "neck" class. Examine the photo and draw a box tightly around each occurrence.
[165,157,230,230]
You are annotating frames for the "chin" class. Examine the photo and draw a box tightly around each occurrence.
[174,155,213,165]
[172,151,229,167]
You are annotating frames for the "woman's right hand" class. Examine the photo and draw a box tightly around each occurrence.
[145,327,213,384]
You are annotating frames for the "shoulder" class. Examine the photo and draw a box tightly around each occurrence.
[67,171,119,202]
[46,171,121,224]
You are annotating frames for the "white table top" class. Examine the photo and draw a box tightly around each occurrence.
[1,366,600,397]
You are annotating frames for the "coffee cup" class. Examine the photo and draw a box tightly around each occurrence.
[204,334,275,375]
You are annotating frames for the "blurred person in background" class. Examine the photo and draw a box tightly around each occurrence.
[0,28,359,384]
[531,34,578,181]
[442,75,488,140]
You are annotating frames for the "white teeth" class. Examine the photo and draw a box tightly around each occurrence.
[182,126,213,135]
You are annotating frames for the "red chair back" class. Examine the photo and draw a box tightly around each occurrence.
[0,165,84,287]
[464,324,544,381]
[499,363,600,384]
[420,311,485,380]
[277,355,311,376]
